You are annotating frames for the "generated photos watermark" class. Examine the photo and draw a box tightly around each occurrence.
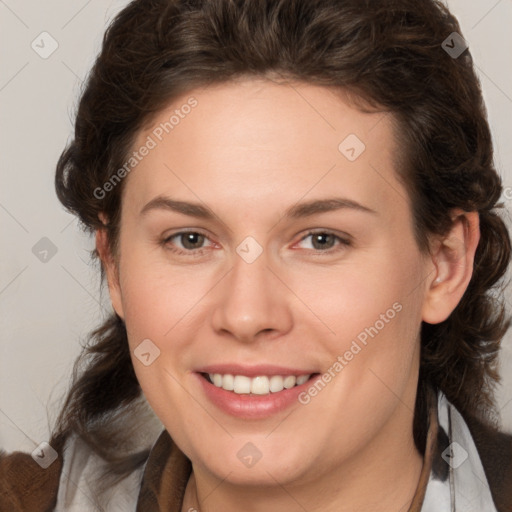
[93,97,198,200]
[298,301,403,404]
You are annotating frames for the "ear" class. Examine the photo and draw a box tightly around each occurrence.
[96,214,125,320]
[421,210,480,324]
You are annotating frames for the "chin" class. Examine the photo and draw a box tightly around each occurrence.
[190,437,318,488]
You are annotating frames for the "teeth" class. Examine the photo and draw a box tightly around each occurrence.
[251,376,269,395]
[269,375,284,392]
[296,375,309,385]
[283,375,296,389]
[207,373,312,395]
[233,375,251,394]
[222,374,234,391]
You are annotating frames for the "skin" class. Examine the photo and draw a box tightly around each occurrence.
[96,78,480,512]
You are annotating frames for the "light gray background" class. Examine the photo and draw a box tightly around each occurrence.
[1,0,511,453]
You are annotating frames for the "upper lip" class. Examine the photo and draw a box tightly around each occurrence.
[195,364,318,377]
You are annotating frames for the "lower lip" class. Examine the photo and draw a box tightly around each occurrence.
[195,373,320,419]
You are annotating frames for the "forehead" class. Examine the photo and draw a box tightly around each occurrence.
[125,79,409,221]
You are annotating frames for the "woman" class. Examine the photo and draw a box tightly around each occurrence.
[1,0,511,510]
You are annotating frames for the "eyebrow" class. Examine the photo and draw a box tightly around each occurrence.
[285,198,377,218]
[140,196,377,219]
[140,196,214,218]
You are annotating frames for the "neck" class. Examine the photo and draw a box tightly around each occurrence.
[182,403,425,512]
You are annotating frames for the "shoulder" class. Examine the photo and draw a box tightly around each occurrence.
[54,434,147,511]
[0,434,149,512]
[464,413,512,512]
[0,442,62,512]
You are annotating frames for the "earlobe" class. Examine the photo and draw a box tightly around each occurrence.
[95,222,125,320]
[421,211,480,324]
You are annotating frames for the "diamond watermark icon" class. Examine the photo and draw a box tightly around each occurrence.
[237,442,263,468]
[441,441,468,469]
[134,338,161,366]
[441,32,468,59]
[338,134,366,162]
[32,237,58,263]
[236,236,263,264]
[31,31,59,59]
[31,442,58,469]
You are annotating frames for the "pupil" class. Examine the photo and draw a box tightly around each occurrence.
[312,233,334,250]
[182,233,204,249]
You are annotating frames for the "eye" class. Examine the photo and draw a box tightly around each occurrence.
[163,231,215,253]
[295,231,351,252]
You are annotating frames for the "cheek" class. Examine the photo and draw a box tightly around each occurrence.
[118,249,215,344]
[117,254,210,429]
[287,243,425,415]
[283,244,425,345]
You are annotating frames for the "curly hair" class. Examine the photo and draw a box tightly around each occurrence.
[52,0,510,476]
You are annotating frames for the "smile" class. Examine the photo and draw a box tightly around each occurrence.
[205,373,313,395]
[195,370,322,419]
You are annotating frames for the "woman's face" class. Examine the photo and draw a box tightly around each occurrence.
[106,79,434,488]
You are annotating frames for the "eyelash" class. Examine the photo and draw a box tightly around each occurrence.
[161,230,351,256]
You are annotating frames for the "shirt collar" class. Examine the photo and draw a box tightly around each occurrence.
[136,430,191,511]
[135,387,496,511]
[420,392,498,511]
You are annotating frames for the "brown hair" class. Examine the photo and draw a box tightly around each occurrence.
[52,0,510,477]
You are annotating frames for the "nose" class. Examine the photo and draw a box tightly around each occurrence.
[211,248,293,343]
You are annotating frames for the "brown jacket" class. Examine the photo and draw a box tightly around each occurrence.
[1,405,511,511]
